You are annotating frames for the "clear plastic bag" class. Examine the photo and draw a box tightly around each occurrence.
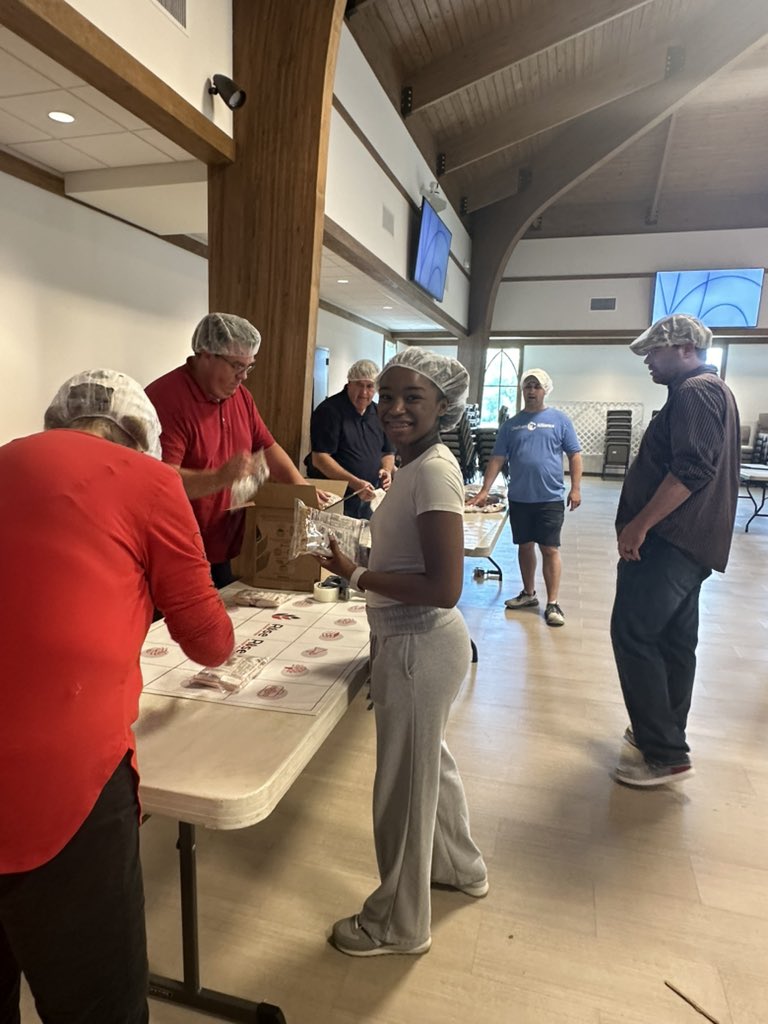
[229,449,270,508]
[183,655,271,694]
[288,500,370,566]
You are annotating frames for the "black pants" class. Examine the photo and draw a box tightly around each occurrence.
[610,534,711,766]
[210,560,236,589]
[0,754,148,1024]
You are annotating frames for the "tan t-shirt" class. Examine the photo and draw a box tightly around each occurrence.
[366,443,464,608]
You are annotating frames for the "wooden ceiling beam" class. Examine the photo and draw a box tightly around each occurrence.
[645,113,677,225]
[404,0,655,115]
[0,0,234,165]
[464,0,768,340]
[440,41,670,178]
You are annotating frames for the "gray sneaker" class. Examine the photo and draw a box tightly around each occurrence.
[330,915,431,957]
[545,603,565,626]
[613,760,694,788]
[504,590,538,609]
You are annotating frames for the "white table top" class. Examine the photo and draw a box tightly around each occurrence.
[463,509,508,557]
[135,592,367,830]
[741,464,768,481]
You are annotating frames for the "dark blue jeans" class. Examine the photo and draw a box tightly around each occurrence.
[0,754,148,1024]
[610,534,711,766]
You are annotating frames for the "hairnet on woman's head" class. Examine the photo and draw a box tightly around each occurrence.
[378,347,470,429]
[191,313,262,356]
[347,359,380,382]
[522,368,553,396]
[44,369,162,458]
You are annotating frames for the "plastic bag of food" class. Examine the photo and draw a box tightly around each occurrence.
[229,448,270,508]
[288,500,369,566]
[183,655,270,694]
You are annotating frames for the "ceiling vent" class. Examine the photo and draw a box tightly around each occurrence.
[590,297,617,311]
[153,0,187,28]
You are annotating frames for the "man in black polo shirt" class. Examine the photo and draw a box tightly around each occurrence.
[306,359,395,518]
[611,314,740,788]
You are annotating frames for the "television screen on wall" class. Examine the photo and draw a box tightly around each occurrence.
[651,268,764,327]
[412,199,452,302]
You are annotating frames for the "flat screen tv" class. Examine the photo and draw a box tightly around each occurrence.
[652,268,764,327]
[412,199,452,302]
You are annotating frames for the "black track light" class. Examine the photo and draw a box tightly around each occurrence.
[208,74,247,111]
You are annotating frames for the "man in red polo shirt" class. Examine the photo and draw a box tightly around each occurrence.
[146,312,312,587]
[0,369,234,1023]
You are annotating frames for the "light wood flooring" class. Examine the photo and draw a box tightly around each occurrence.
[22,479,768,1023]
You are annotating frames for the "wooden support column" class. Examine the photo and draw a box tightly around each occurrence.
[208,0,346,463]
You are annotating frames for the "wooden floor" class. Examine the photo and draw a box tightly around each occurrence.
[22,480,768,1023]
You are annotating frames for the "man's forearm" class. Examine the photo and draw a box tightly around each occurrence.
[311,452,359,486]
[265,442,305,485]
[478,456,507,493]
[568,453,583,489]
[631,472,692,530]
[175,466,225,499]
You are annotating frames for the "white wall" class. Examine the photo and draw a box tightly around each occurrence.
[495,228,768,331]
[328,27,470,329]
[66,0,234,136]
[0,172,207,444]
[519,345,662,427]
[316,308,386,397]
[726,345,768,430]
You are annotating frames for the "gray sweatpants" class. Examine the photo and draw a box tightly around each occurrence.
[360,604,486,947]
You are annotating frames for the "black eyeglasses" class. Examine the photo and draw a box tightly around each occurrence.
[213,353,256,377]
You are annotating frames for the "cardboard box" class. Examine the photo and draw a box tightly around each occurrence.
[232,480,348,591]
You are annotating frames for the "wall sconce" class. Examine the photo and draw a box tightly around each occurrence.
[208,74,247,111]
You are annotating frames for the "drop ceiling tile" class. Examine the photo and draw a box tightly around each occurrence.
[0,90,123,138]
[66,132,172,167]
[68,85,150,131]
[0,49,61,97]
[12,139,106,173]
[0,107,48,145]
[0,29,85,88]
[135,128,192,161]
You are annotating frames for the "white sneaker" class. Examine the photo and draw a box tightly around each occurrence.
[504,590,538,609]
[544,603,565,627]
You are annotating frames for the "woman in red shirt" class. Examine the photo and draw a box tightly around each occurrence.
[0,370,234,1023]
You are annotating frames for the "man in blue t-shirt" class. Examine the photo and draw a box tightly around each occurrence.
[468,369,582,626]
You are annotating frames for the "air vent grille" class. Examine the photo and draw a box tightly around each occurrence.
[590,297,616,311]
[154,0,187,28]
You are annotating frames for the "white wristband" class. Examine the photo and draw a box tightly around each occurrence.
[349,565,367,591]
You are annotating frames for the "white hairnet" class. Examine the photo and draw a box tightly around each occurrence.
[44,369,162,458]
[631,314,712,355]
[191,313,262,356]
[378,347,469,430]
[347,359,379,382]
[522,368,553,396]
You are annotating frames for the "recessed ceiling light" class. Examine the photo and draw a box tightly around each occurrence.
[336,278,349,284]
[48,110,75,123]
[382,305,393,310]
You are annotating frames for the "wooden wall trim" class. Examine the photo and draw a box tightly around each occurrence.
[0,0,234,166]
[324,216,469,338]
[0,149,64,195]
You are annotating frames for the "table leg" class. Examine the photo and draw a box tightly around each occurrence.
[744,481,767,533]
[148,821,287,1023]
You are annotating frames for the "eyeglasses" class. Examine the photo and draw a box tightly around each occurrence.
[213,353,256,377]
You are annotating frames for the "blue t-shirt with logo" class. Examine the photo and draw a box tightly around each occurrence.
[491,408,581,503]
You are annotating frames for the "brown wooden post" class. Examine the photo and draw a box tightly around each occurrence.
[208,0,347,463]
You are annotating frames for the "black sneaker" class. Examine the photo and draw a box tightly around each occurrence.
[545,603,565,626]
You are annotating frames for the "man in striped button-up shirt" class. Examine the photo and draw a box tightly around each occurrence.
[610,314,740,788]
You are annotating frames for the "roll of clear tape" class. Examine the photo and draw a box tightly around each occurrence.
[313,580,339,603]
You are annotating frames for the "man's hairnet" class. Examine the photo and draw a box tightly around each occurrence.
[191,313,262,356]
[44,369,162,458]
[522,368,553,396]
[347,359,379,382]
[630,314,712,356]
[378,347,469,429]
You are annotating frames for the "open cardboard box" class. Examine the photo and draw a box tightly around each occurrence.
[232,479,348,591]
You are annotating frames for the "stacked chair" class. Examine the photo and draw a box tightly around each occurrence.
[441,409,478,483]
[602,409,633,480]
[473,427,501,481]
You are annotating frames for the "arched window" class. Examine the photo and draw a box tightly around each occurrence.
[481,347,520,425]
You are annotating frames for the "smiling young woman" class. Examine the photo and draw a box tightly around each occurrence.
[317,347,488,958]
